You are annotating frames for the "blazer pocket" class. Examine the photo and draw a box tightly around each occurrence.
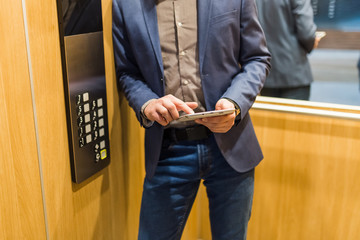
[210,9,239,25]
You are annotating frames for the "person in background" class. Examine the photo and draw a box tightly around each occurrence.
[357,55,360,89]
[255,0,322,100]
[112,0,271,239]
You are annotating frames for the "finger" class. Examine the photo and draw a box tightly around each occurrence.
[205,123,232,133]
[155,113,169,126]
[196,118,234,131]
[145,96,177,122]
[168,96,196,114]
[162,101,180,120]
[147,103,171,125]
[198,121,232,130]
[157,105,174,123]
[195,121,231,133]
[185,102,198,110]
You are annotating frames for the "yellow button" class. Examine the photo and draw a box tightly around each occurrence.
[100,149,107,160]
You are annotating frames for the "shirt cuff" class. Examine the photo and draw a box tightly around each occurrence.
[141,99,156,127]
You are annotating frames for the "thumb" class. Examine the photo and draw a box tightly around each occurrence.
[215,99,234,110]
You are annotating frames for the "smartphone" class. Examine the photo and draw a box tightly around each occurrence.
[315,31,326,39]
[174,109,235,122]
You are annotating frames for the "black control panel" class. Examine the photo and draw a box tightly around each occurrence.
[57,0,111,183]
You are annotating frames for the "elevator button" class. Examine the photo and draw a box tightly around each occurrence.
[99,128,105,137]
[85,124,91,133]
[86,134,92,144]
[83,92,89,102]
[98,118,104,127]
[97,98,103,107]
[98,108,103,117]
[84,103,90,113]
[84,114,91,123]
[100,149,107,160]
[100,140,105,149]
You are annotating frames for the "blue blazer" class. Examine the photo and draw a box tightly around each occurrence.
[113,0,271,178]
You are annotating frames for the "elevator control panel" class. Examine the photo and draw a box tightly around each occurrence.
[57,0,111,183]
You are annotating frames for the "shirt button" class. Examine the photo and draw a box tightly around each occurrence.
[180,50,186,56]
[178,22,183,27]
[183,80,189,85]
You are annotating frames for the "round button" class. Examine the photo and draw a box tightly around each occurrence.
[178,22,183,27]
[183,80,189,85]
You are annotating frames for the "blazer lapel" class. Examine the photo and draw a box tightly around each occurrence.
[140,0,163,75]
[198,0,213,74]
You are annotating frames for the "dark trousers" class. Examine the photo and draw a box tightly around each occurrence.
[261,85,311,100]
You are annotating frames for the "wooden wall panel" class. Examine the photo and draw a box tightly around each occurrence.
[0,0,46,238]
[23,0,75,238]
[246,110,360,240]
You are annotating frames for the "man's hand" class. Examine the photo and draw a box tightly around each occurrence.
[195,99,236,133]
[144,94,198,126]
[313,36,321,49]
[314,31,326,49]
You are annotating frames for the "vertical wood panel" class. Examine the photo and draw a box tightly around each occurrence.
[247,110,360,240]
[0,0,46,238]
[23,0,75,238]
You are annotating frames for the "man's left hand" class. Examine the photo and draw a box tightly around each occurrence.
[195,99,236,133]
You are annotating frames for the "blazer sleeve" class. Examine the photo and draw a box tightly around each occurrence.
[291,0,317,53]
[112,0,159,126]
[222,0,271,120]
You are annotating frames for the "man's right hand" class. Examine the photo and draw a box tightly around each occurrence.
[144,94,198,126]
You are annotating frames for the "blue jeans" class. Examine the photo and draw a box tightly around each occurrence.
[138,135,255,240]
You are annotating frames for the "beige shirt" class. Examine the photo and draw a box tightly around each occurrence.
[142,0,238,127]
[156,0,206,114]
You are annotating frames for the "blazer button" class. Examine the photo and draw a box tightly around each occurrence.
[160,78,164,81]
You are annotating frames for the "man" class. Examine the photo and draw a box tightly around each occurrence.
[256,0,320,100]
[112,0,271,239]
[358,55,360,88]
